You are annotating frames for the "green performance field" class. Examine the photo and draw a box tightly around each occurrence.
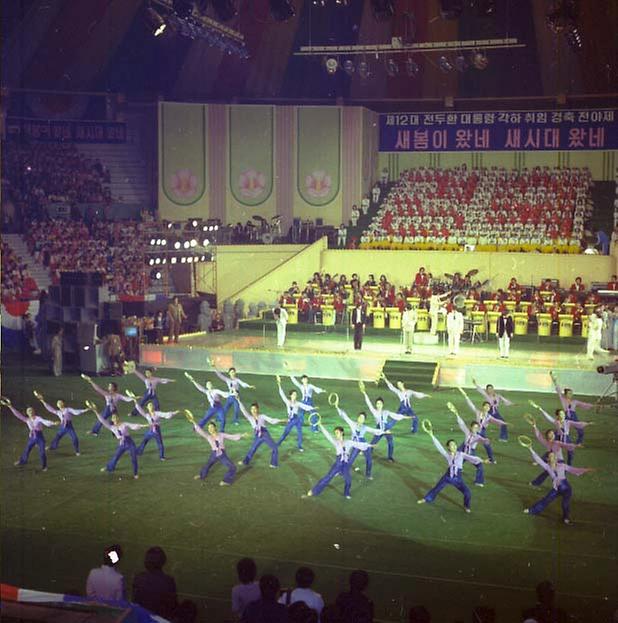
[1,355,617,623]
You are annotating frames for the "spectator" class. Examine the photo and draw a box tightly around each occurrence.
[408,605,431,622]
[521,580,567,623]
[596,228,610,255]
[279,567,324,617]
[232,558,261,620]
[86,544,126,602]
[51,327,63,377]
[132,546,178,619]
[335,570,374,623]
[360,194,370,215]
[241,574,288,623]
[337,224,347,249]
[350,205,360,227]
[210,310,225,332]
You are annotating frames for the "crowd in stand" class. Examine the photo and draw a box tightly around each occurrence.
[2,141,111,225]
[1,241,39,303]
[358,166,594,253]
[22,219,149,296]
[279,269,618,327]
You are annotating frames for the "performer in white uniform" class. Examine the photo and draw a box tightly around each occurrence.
[446,308,464,355]
[586,311,608,359]
[273,306,289,348]
[401,304,418,354]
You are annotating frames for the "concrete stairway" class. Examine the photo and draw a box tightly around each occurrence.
[2,233,52,292]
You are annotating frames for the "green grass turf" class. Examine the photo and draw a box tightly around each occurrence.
[1,353,617,623]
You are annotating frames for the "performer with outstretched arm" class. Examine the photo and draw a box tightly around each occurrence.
[549,371,594,444]
[529,400,591,465]
[522,444,593,524]
[34,391,88,456]
[126,391,179,460]
[417,419,488,512]
[472,378,512,442]
[275,377,314,452]
[185,411,246,486]
[130,367,175,415]
[303,422,373,499]
[458,387,508,463]
[290,374,325,433]
[85,402,148,478]
[210,359,255,427]
[359,381,411,462]
[237,399,284,468]
[381,372,431,434]
[1,397,57,470]
[82,375,133,436]
[334,400,385,480]
[447,402,491,487]
[184,372,229,430]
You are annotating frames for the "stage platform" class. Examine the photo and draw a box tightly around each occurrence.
[139,327,614,397]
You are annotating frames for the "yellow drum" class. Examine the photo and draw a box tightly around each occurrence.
[564,302,575,314]
[284,304,298,324]
[581,315,589,338]
[437,311,446,332]
[372,307,385,329]
[537,313,552,336]
[487,310,501,335]
[406,297,421,309]
[520,301,531,312]
[584,304,596,317]
[387,307,401,329]
[540,290,553,302]
[471,310,487,334]
[514,312,529,335]
[416,309,429,331]
[323,295,334,305]
[505,300,517,314]
[322,305,335,326]
[559,314,573,337]
[464,299,476,313]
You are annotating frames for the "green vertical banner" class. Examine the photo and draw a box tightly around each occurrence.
[160,103,206,206]
[297,107,341,206]
[229,105,273,207]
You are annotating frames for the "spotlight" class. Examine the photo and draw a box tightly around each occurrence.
[371,0,395,22]
[200,255,206,261]
[203,225,208,231]
[183,241,190,249]
[146,6,167,37]
[150,238,156,245]
[191,219,198,227]
[471,50,489,69]
[171,257,178,264]
[270,0,295,22]
[161,239,167,246]
[162,258,167,264]
[148,258,155,266]
[405,57,419,77]
[386,58,399,77]
[174,241,181,249]
[155,258,161,264]
[214,225,219,231]
[181,257,187,263]
[325,57,339,75]
[155,271,162,279]
[211,0,237,21]
[167,222,174,229]
[313,0,326,6]
[358,60,371,79]
[190,239,197,247]
[454,52,467,72]
[208,225,214,231]
[565,26,582,51]
[155,239,161,245]
[439,55,453,72]
[203,238,210,246]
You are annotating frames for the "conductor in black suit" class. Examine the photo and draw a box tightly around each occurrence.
[351,302,367,350]
[496,309,514,358]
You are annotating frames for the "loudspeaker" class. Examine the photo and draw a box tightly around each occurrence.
[103,302,122,320]
[77,322,97,346]
[79,344,105,374]
[61,272,103,286]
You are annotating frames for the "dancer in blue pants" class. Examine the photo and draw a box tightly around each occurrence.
[303,423,372,499]
[237,399,284,468]
[184,372,229,429]
[86,403,148,478]
[458,387,508,463]
[212,361,255,426]
[417,423,487,513]
[529,401,590,465]
[527,420,580,486]
[34,391,88,456]
[472,378,512,441]
[130,368,175,415]
[290,375,325,432]
[360,382,411,462]
[550,371,594,444]
[523,447,592,524]
[448,403,492,486]
[186,413,246,485]
[381,372,431,433]
[127,393,178,460]
[275,377,314,452]
[335,404,384,479]
[2,398,57,470]
[82,375,133,435]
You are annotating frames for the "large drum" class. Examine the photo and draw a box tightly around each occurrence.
[559,314,573,337]
[284,304,298,324]
[416,309,429,331]
[322,305,335,326]
[406,297,421,309]
[436,311,446,332]
[387,307,401,329]
[581,315,589,338]
[372,307,385,329]
[537,313,552,337]
[513,312,529,335]
[504,300,517,314]
[487,310,500,335]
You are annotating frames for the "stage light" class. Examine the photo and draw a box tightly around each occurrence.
[454,52,467,72]
[270,0,295,21]
[325,57,339,75]
[161,239,167,246]
[148,258,155,266]
[358,60,371,79]
[162,258,167,264]
[190,239,197,247]
[181,257,187,263]
[191,219,198,227]
[174,241,181,249]
[405,57,419,77]
[155,271,162,279]
[371,0,395,22]
[386,58,399,77]
[203,238,210,246]
[439,55,453,72]
[167,222,174,229]
[471,50,489,69]
[171,257,178,264]
[200,255,206,261]
[313,0,326,6]
[150,238,156,245]
[211,0,237,21]
[155,258,161,264]
[209,225,214,231]
[146,6,167,37]
[203,225,208,231]
[214,225,219,231]
[155,239,161,245]
[565,26,582,51]
[183,241,190,249]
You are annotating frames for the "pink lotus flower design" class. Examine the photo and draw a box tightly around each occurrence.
[305,170,332,198]
[170,169,198,199]
[238,169,266,199]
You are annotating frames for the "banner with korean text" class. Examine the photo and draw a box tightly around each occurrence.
[379,109,617,152]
